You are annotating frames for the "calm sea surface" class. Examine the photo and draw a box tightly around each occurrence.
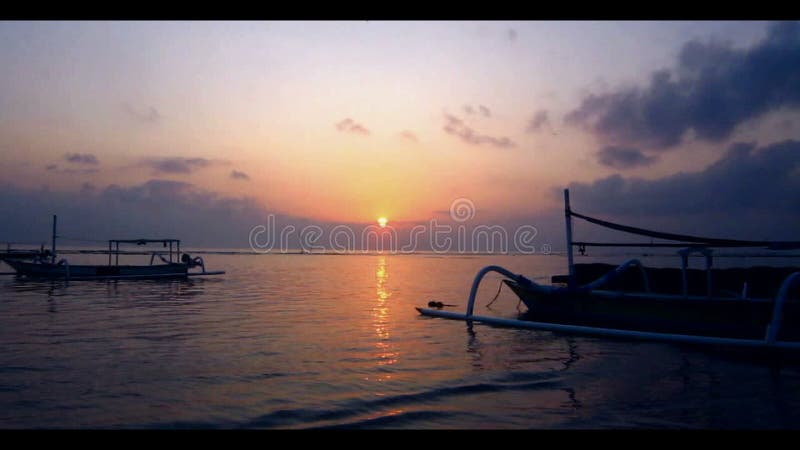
[1,253,799,429]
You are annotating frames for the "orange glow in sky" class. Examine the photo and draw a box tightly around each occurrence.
[0,21,787,230]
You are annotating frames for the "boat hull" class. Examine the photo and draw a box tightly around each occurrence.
[3,259,190,280]
[504,280,800,341]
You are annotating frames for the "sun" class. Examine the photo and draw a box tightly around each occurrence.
[377,217,388,228]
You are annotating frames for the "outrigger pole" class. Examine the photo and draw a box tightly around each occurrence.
[51,215,57,264]
[564,189,575,288]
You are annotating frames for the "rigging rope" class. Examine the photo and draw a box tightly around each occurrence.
[569,210,800,250]
[483,279,525,312]
[486,280,505,308]
[58,236,109,243]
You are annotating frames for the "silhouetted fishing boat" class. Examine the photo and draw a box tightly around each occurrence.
[1,216,225,280]
[417,190,800,352]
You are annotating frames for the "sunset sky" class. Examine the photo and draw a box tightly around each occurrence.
[1,21,799,248]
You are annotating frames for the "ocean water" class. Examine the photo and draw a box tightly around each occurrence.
[1,253,799,429]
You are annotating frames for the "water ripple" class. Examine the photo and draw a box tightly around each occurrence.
[3,254,800,429]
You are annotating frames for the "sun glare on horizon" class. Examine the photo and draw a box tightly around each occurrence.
[378,217,388,228]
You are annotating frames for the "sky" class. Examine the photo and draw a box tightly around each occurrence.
[1,21,799,249]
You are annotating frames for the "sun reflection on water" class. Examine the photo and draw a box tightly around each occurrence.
[369,256,399,382]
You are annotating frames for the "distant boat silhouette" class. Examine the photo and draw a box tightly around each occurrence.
[1,216,225,280]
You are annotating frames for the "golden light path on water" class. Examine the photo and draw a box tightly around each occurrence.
[365,255,405,421]
[372,256,398,382]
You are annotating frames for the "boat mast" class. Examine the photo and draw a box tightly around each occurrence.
[564,189,575,288]
[51,214,57,263]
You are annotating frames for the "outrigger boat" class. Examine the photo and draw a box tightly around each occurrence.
[0,216,225,280]
[417,190,800,352]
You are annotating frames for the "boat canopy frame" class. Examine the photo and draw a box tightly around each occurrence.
[107,239,181,266]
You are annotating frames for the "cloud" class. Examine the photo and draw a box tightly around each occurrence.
[43,153,101,175]
[565,21,800,150]
[141,157,227,175]
[230,170,250,180]
[123,103,161,125]
[595,146,658,169]
[508,28,517,42]
[443,114,516,148]
[463,104,491,117]
[64,153,99,165]
[336,118,370,135]
[399,130,419,143]
[103,179,192,202]
[45,164,99,175]
[527,110,551,133]
[0,179,272,248]
[562,140,800,240]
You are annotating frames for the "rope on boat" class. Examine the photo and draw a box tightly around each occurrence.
[570,210,800,250]
[486,280,504,308]
[484,280,523,311]
[58,236,109,243]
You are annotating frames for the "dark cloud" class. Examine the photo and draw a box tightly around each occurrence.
[230,170,250,180]
[399,130,419,143]
[0,179,270,248]
[565,21,800,150]
[141,157,226,175]
[123,103,161,125]
[64,153,99,165]
[563,140,800,240]
[443,114,516,148]
[336,118,370,135]
[527,110,551,133]
[479,105,491,117]
[596,146,658,169]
